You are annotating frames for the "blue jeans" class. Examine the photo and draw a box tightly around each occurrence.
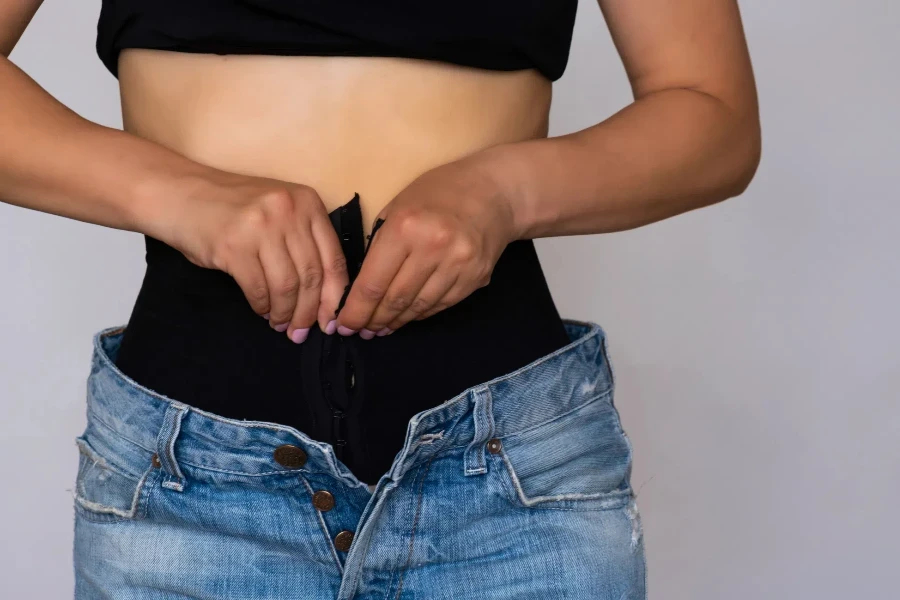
[73,320,647,599]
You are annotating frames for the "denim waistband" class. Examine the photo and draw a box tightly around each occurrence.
[83,319,614,493]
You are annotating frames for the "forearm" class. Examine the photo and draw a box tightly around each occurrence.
[0,56,213,239]
[485,87,761,240]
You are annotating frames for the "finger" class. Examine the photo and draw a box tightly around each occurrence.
[336,227,409,334]
[258,235,300,331]
[284,226,324,343]
[229,251,271,318]
[359,255,439,338]
[384,268,459,332]
[310,213,349,334]
[415,268,492,321]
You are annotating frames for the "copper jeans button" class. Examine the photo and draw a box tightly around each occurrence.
[273,444,307,468]
[486,438,502,454]
[312,490,335,512]
[334,530,354,552]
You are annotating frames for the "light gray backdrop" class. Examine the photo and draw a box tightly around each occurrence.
[2,1,897,598]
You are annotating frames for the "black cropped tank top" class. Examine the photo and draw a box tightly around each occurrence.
[96,0,579,81]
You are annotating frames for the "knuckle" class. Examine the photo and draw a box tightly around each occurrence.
[395,210,425,238]
[425,225,453,250]
[325,255,348,275]
[409,296,432,314]
[271,312,293,324]
[293,185,320,204]
[385,294,410,312]
[451,239,477,262]
[275,275,301,297]
[431,302,450,315]
[241,204,268,230]
[359,281,386,301]
[260,188,295,216]
[297,265,324,290]
[246,282,269,305]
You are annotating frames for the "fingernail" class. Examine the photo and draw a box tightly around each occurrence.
[324,319,337,335]
[337,325,357,336]
[376,327,392,337]
[273,322,289,333]
[290,327,310,344]
[262,313,270,320]
[359,328,376,340]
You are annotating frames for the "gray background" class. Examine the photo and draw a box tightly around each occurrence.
[2,1,897,598]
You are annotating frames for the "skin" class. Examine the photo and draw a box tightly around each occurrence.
[0,0,759,344]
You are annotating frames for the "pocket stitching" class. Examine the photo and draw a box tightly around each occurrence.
[73,437,160,523]
[488,393,634,512]
[491,446,633,511]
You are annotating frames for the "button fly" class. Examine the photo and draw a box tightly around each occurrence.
[334,530,354,552]
[273,444,307,468]
[312,490,335,511]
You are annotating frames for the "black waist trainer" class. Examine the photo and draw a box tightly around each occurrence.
[114,194,571,484]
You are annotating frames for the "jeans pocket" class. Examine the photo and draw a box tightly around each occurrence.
[73,434,160,524]
[488,392,634,510]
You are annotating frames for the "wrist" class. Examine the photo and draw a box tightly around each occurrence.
[127,169,187,242]
[125,153,222,244]
[471,141,544,241]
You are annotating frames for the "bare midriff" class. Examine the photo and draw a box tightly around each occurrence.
[118,50,552,237]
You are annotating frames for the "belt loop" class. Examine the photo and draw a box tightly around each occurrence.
[463,387,495,477]
[156,403,189,492]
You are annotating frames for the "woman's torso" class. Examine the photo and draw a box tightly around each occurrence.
[113,52,571,484]
[118,50,552,235]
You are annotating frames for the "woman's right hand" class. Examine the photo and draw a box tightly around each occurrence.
[152,170,349,344]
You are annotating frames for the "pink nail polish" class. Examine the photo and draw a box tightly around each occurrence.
[273,322,289,332]
[290,328,310,344]
[337,325,357,336]
[262,313,270,320]
[359,328,376,340]
[376,327,392,337]
[324,319,337,335]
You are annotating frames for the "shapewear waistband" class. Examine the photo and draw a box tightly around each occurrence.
[112,193,571,484]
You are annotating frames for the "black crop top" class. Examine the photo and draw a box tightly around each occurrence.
[96,0,579,81]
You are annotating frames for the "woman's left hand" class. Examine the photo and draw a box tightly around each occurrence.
[333,153,520,338]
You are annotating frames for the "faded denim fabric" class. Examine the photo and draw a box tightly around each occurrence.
[73,320,647,599]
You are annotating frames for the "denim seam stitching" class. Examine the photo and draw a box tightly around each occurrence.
[85,405,157,456]
[74,432,146,481]
[73,439,159,522]
[414,389,615,458]
[379,457,428,600]
[493,447,633,510]
[498,389,613,441]
[83,411,320,478]
[391,450,439,600]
